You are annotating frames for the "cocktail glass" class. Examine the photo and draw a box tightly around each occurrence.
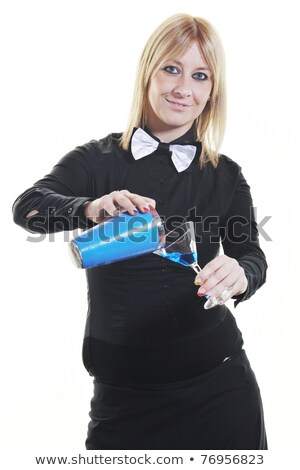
[154,221,233,309]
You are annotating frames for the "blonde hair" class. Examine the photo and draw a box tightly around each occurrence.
[120,13,226,168]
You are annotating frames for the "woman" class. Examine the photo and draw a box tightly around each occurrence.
[12,14,267,449]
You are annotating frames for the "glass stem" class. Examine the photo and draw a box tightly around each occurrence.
[190,262,202,274]
[190,262,211,301]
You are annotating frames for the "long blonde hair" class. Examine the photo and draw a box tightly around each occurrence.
[120,13,226,168]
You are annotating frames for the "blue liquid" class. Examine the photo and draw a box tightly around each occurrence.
[159,251,197,267]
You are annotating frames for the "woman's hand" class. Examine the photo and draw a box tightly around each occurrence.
[84,190,156,223]
[194,254,248,300]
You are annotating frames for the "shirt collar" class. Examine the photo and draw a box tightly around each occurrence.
[143,124,197,145]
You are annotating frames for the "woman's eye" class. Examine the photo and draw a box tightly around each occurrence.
[163,66,179,75]
[193,72,208,81]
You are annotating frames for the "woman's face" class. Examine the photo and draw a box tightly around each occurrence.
[146,42,212,142]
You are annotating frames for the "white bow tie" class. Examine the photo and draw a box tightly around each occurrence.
[131,127,198,172]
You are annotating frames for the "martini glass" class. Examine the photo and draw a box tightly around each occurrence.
[154,221,233,309]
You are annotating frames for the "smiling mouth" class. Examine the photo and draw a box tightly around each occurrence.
[165,98,191,110]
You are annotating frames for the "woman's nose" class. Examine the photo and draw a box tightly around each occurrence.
[173,75,192,97]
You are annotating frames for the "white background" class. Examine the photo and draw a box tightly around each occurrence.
[1,0,300,457]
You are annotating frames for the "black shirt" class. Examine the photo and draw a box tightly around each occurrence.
[12,128,267,384]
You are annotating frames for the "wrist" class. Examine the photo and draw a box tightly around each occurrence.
[235,275,248,296]
[84,200,94,220]
[84,199,106,224]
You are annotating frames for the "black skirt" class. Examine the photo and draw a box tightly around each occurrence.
[86,349,267,450]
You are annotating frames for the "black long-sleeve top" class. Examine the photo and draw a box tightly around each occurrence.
[12,128,267,384]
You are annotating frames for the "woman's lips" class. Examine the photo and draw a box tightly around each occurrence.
[165,98,191,111]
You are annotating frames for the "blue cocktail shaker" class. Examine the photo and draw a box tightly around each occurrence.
[69,208,165,269]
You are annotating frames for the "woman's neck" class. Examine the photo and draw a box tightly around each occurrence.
[145,123,194,143]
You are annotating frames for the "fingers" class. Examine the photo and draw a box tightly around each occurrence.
[195,255,231,284]
[195,255,247,299]
[100,190,156,216]
[85,191,157,222]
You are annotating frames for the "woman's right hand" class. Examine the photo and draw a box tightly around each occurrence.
[84,190,156,223]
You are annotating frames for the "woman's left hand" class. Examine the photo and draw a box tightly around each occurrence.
[195,254,248,299]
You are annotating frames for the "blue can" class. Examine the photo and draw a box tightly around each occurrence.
[69,208,165,269]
